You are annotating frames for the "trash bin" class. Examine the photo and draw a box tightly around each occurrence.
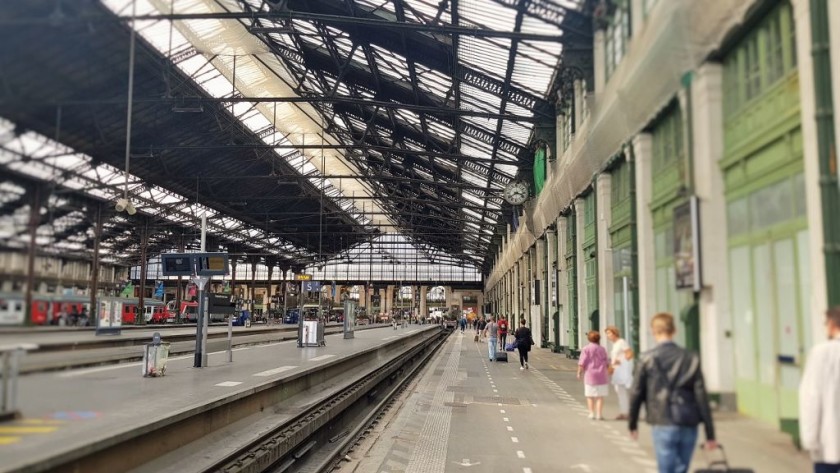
[142,342,170,377]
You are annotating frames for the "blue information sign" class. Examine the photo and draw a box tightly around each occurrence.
[302,281,322,292]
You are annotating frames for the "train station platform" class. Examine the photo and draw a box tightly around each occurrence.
[1,323,361,373]
[0,325,439,473]
[346,331,811,473]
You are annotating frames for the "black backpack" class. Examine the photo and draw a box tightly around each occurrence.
[655,355,701,426]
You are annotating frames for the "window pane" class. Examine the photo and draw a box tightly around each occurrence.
[752,243,776,385]
[730,246,756,380]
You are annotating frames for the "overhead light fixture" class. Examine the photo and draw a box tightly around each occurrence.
[114,197,137,216]
[248,26,295,34]
[171,105,204,113]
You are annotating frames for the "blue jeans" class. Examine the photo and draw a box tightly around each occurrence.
[815,463,840,473]
[488,338,497,360]
[651,425,698,473]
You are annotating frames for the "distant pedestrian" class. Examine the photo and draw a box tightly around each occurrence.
[514,319,533,370]
[606,326,634,420]
[629,312,716,473]
[478,317,487,341]
[498,316,509,350]
[800,306,840,473]
[577,330,609,420]
[459,316,467,333]
[483,317,498,362]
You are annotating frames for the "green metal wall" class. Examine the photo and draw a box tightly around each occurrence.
[582,192,599,333]
[721,0,806,438]
[610,158,639,348]
[565,211,579,351]
[650,102,694,348]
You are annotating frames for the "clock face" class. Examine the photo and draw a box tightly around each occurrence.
[503,181,529,205]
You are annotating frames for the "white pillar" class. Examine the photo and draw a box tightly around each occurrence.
[419,285,428,320]
[691,63,735,403]
[593,29,606,94]
[575,198,587,348]
[557,217,569,348]
[631,0,645,39]
[633,133,656,351]
[596,173,614,332]
[792,0,829,344]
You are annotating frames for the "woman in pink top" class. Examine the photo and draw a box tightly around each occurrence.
[576,330,610,420]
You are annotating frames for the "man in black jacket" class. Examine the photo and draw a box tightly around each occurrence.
[629,312,717,473]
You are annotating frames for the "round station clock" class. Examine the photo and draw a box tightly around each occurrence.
[503,180,529,205]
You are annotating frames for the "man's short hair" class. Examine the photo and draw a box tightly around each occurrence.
[651,312,676,335]
[827,307,840,327]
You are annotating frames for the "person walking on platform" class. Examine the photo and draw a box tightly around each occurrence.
[498,316,509,351]
[629,312,716,473]
[606,326,634,420]
[514,320,533,370]
[484,316,499,362]
[577,330,609,420]
[459,315,467,333]
[478,316,487,342]
[800,306,840,473]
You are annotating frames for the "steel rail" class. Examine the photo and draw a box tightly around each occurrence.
[305,328,448,472]
[206,329,447,472]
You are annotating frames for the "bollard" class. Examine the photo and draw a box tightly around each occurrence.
[227,316,233,363]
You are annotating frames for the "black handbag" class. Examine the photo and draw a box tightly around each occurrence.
[656,358,701,427]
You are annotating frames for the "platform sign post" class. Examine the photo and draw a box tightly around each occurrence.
[343,300,356,339]
[295,275,312,348]
[193,275,209,368]
[161,252,229,368]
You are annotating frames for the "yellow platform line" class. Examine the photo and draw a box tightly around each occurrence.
[18,419,65,425]
[0,436,21,445]
[0,426,59,434]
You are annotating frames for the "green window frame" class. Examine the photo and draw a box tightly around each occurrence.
[610,160,631,206]
[605,0,631,79]
[561,101,574,152]
[722,1,797,121]
[651,103,685,181]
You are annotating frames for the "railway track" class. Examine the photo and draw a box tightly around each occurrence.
[210,328,449,473]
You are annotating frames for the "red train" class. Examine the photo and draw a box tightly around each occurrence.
[0,292,171,326]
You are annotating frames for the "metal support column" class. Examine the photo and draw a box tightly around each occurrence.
[811,0,840,306]
[137,219,148,325]
[24,185,41,326]
[89,205,103,323]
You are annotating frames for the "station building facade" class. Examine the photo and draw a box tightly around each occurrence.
[485,0,840,444]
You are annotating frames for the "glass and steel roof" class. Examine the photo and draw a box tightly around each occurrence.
[0,0,590,276]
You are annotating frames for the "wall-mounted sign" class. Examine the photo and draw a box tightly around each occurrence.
[674,196,702,291]
[295,274,313,281]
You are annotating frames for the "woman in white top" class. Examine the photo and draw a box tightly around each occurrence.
[605,325,634,420]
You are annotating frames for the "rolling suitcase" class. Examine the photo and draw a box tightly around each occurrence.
[495,352,508,362]
[474,334,479,342]
[694,445,754,473]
